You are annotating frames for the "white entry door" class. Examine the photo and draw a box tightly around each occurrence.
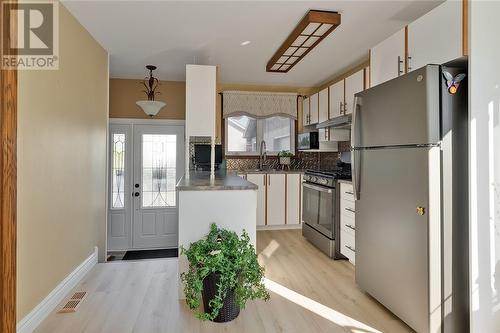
[107,123,184,251]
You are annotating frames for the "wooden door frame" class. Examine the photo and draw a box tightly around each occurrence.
[1,0,18,331]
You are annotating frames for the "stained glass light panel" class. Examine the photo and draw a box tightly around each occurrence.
[142,134,177,207]
[112,134,126,209]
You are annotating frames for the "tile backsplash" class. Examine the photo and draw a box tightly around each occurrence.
[226,151,340,171]
[189,137,350,171]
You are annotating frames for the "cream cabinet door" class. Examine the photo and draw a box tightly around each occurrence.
[309,93,319,125]
[266,174,286,225]
[247,174,266,226]
[185,65,217,137]
[318,89,329,142]
[345,69,364,115]
[286,173,301,225]
[302,97,310,126]
[407,0,462,72]
[365,67,370,89]
[329,80,344,118]
[370,28,405,87]
[318,88,329,123]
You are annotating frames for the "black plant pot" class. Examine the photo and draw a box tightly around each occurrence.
[202,273,240,322]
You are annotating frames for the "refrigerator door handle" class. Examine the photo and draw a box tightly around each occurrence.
[351,95,361,201]
[352,149,360,200]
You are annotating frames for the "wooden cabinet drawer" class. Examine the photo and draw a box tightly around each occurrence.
[340,229,355,265]
[340,182,354,202]
[340,198,355,221]
[341,213,356,236]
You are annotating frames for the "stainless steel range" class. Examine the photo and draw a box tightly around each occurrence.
[302,168,351,258]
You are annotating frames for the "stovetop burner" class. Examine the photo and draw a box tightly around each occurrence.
[304,166,352,188]
[305,168,352,179]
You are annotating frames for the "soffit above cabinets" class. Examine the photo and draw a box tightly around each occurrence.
[267,10,341,73]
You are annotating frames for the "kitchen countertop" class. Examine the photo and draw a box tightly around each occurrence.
[176,170,258,191]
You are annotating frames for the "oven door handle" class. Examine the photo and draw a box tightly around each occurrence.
[302,182,333,193]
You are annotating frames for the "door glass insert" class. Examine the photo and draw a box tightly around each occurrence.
[142,134,177,207]
[112,133,126,209]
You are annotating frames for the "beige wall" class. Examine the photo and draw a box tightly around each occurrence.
[109,79,185,119]
[17,3,108,321]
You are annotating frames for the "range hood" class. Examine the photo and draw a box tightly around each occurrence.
[316,113,352,129]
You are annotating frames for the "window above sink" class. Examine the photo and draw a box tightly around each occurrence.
[225,115,295,156]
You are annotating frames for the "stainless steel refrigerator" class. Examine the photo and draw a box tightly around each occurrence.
[352,64,469,333]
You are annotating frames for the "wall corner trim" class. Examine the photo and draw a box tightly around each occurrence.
[16,247,98,333]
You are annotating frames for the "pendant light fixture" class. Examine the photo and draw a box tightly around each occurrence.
[136,65,166,117]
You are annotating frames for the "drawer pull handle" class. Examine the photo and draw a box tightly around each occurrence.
[345,224,356,231]
[345,191,354,195]
[345,207,355,213]
[345,245,356,253]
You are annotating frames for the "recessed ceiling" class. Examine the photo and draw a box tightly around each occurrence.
[63,1,443,86]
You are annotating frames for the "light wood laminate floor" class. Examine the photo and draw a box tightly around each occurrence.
[35,229,413,333]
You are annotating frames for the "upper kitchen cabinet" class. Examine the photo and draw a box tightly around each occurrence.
[309,93,319,125]
[318,88,330,142]
[407,0,463,72]
[302,97,310,126]
[344,69,364,114]
[329,80,344,119]
[318,88,329,123]
[185,65,217,137]
[370,28,405,87]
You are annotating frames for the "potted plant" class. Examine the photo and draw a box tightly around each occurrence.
[278,150,293,169]
[180,223,270,322]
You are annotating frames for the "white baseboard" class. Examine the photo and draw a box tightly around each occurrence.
[257,224,302,231]
[17,247,98,333]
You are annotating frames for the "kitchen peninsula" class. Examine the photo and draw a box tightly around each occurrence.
[176,170,258,297]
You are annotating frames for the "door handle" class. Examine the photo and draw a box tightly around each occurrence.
[397,56,404,76]
[345,207,355,213]
[303,182,332,193]
[351,96,361,201]
[345,224,356,231]
[345,245,356,253]
[352,150,360,201]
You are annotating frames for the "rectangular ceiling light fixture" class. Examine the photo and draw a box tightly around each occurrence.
[267,10,341,73]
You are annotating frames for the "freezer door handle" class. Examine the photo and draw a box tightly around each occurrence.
[351,96,361,147]
[351,96,361,200]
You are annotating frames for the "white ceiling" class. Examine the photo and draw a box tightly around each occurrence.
[63,0,443,87]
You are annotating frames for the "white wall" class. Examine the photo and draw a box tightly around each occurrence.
[469,1,500,331]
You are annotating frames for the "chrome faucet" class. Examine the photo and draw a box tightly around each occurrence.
[259,140,267,170]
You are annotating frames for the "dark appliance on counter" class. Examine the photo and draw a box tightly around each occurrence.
[302,165,351,259]
[298,132,319,150]
[194,144,222,171]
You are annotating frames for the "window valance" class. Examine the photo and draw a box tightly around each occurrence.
[222,91,298,119]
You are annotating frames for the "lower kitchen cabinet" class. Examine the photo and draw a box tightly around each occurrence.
[247,173,266,226]
[339,181,356,265]
[266,174,286,225]
[243,172,303,227]
[286,173,301,225]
